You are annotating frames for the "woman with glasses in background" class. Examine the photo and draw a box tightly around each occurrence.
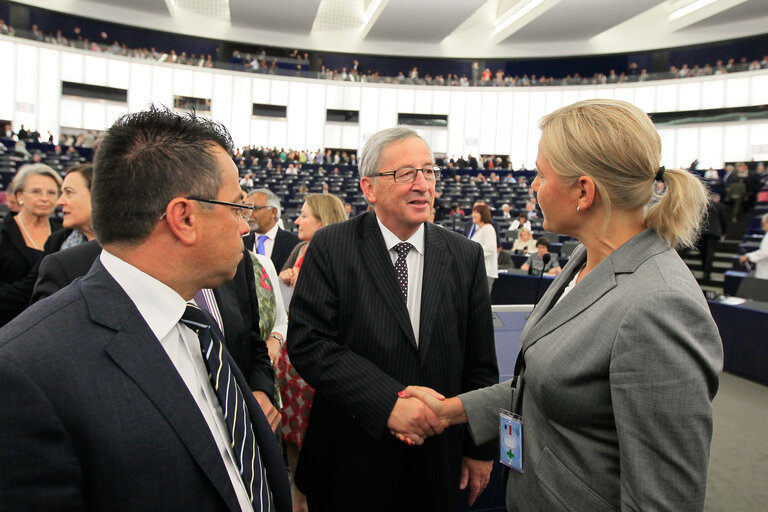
[0,164,61,289]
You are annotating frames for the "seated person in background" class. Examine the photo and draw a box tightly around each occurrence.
[449,202,465,216]
[497,246,514,270]
[521,237,561,275]
[512,227,538,254]
[739,213,768,279]
[508,212,531,232]
[703,168,720,180]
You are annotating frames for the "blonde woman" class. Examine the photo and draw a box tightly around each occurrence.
[402,99,723,512]
[511,227,537,254]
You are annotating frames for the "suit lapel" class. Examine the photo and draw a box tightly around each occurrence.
[83,262,241,512]
[418,223,451,362]
[359,213,417,349]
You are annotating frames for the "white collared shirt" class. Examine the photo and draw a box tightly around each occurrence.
[376,218,425,344]
[99,250,254,512]
[252,223,279,258]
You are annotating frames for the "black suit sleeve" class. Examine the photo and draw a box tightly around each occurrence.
[31,253,72,304]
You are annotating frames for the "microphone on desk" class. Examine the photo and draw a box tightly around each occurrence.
[532,253,551,307]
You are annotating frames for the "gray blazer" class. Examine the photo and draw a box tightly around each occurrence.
[461,229,722,512]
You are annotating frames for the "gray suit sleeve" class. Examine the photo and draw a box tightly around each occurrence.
[611,290,721,512]
[460,379,514,446]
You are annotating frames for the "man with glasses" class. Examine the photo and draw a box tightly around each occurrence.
[0,106,291,511]
[243,188,299,272]
[288,126,498,511]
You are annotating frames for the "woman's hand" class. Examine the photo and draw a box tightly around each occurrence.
[279,267,297,286]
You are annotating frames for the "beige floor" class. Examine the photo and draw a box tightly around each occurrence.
[705,372,768,512]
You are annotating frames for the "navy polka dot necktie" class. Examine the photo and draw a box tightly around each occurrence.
[393,242,412,303]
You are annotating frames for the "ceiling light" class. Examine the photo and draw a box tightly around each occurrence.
[669,0,718,21]
[494,0,545,34]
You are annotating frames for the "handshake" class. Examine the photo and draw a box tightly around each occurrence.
[386,386,468,446]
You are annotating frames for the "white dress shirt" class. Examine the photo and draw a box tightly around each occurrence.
[99,250,255,512]
[377,218,425,344]
[252,223,279,258]
[747,233,768,279]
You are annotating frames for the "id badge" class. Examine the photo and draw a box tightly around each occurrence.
[499,409,523,473]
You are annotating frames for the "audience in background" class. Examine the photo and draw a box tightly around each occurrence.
[470,203,499,293]
[740,213,768,279]
[520,237,561,275]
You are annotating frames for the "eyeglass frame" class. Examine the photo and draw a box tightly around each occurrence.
[185,196,255,221]
[374,166,442,183]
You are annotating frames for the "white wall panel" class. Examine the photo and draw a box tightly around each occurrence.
[267,120,287,149]
[701,80,725,109]
[596,88,615,100]
[341,125,359,149]
[128,63,153,112]
[578,89,599,101]
[359,87,380,149]
[544,90,562,115]
[305,83,327,151]
[658,128,676,168]
[674,127,699,169]
[0,41,15,120]
[511,92,530,168]
[150,67,173,109]
[38,48,61,138]
[698,126,724,169]
[414,89,432,114]
[325,85,343,110]
[526,92,547,167]
[270,81,289,107]
[723,124,749,163]
[230,76,253,149]
[634,86,656,112]
[433,90,450,114]
[83,55,107,86]
[655,84,678,112]
[251,78,271,104]
[324,123,341,149]
[173,68,194,97]
[250,118,269,147]
[561,89,579,107]
[82,102,107,131]
[211,74,234,127]
[343,86,361,110]
[479,92,497,155]
[678,82,701,111]
[397,89,416,115]
[107,59,130,89]
[464,91,482,158]
[287,82,308,150]
[495,93,514,155]
[193,71,214,99]
[751,75,768,105]
[614,87,634,104]
[377,88,397,131]
[725,78,749,108]
[748,123,768,160]
[14,45,37,130]
[59,99,83,129]
[448,91,466,159]
[59,51,84,83]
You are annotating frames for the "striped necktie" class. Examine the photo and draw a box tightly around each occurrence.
[180,303,272,510]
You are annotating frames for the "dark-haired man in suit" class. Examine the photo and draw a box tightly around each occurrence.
[287,126,498,512]
[0,106,291,511]
[243,188,299,272]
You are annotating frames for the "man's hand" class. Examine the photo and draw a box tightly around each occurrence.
[265,334,281,368]
[460,457,493,506]
[252,391,281,432]
[386,395,445,446]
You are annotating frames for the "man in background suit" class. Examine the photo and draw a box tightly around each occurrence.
[243,188,299,271]
[0,106,291,511]
[32,240,280,424]
[287,127,498,512]
[697,193,729,281]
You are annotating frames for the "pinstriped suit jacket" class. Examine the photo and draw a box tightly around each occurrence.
[287,212,499,511]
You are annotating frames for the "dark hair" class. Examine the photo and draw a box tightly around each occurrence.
[536,237,550,248]
[91,105,234,245]
[517,212,528,221]
[473,203,492,224]
[65,163,94,190]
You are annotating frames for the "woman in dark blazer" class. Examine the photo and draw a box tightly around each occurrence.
[402,100,723,512]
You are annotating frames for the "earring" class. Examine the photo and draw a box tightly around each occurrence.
[18,200,23,205]
[576,205,581,212]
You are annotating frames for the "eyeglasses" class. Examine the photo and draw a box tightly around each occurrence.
[23,188,60,199]
[252,205,274,211]
[375,166,441,183]
[186,196,255,222]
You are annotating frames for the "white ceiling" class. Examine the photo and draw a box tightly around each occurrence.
[21,0,768,58]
